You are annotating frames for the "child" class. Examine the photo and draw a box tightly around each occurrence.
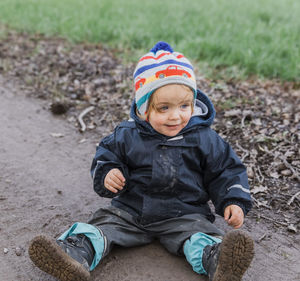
[29,42,254,281]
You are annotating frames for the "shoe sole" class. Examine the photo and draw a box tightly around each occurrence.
[28,235,90,281]
[213,230,254,281]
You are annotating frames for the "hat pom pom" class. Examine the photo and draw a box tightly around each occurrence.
[150,41,173,54]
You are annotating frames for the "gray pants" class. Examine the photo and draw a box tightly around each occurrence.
[87,206,224,258]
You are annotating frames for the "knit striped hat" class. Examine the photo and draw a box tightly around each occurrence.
[134,41,197,116]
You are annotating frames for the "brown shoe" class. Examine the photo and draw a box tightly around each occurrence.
[202,230,254,281]
[28,235,91,281]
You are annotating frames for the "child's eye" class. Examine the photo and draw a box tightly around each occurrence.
[158,106,169,112]
[181,104,190,109]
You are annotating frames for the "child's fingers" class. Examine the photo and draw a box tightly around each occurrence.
[105,176,123,191]
[233,221,243,229]
[230,220,243,229]
[224,205,244,228]
[109,172,125,188]
[105,184,118,193]
[104,169,125,193]
[228,216,242,228]
[104,176,119,193]
[113,169,126,183]
[228,212,244,229]
[224,207,230,221]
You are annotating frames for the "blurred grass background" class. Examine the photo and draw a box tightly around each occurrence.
[0,0,299,81]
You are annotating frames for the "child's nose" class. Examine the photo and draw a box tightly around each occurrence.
[169,109,180,119]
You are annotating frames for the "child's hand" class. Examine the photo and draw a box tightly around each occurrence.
[104,168,126,193]
[224,204,244,229]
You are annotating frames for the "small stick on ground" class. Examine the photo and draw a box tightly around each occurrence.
[78,106,95,132]
[287,191,300,206]
[257,232,268,243]
[259,214,288,227]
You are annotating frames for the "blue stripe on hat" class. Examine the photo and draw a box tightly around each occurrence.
[134,59,193,79]
[136,90,155,110]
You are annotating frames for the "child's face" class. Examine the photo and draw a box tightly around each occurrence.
[148,84,193,137]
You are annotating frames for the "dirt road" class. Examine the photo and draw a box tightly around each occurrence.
[0,76,299,281]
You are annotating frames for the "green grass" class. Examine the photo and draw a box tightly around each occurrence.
[0,0,299,81]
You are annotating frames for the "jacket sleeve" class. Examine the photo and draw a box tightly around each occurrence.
[90,129,129,198]
[202,130,252,217]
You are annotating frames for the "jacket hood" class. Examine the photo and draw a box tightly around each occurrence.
[130,89,216,136]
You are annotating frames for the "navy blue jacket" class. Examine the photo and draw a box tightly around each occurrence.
[91,90,252,224]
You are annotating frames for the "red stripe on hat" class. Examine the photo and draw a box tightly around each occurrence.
[140,52,171,62]
[139,53,185,62]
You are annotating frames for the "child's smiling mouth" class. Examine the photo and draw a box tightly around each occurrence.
[165,124,181,129]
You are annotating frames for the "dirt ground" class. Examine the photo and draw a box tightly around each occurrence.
[0,72,300,281]
[0,27,300,281]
